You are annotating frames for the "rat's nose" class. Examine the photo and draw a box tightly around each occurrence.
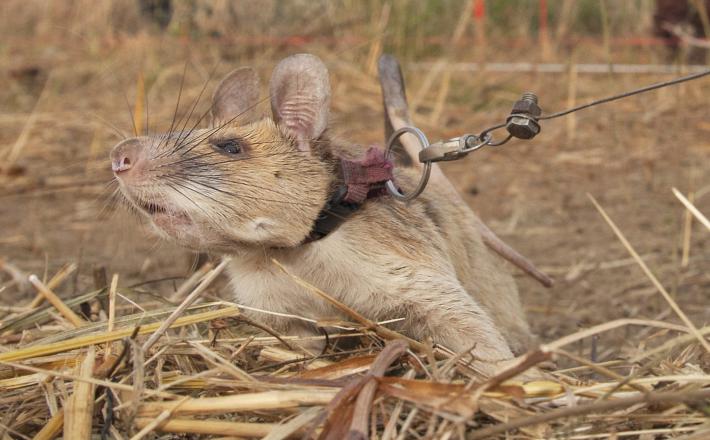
[110,139,143,175]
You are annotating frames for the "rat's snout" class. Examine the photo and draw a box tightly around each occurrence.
[110,139,145,177]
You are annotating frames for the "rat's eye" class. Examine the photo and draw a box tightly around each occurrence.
[212,138,243,155]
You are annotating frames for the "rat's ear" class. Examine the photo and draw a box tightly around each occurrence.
[269,54,330,152]
[211,67,260,125]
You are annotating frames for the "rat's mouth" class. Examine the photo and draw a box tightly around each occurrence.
[135,199,192,227]
[141,201,167,215]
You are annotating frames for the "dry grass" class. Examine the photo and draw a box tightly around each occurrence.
[1,0,709,438]
[0,257,708,438]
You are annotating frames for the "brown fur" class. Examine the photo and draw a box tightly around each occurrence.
[110,54,535,376]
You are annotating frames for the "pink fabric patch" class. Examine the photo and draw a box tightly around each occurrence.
[340,147,394,204]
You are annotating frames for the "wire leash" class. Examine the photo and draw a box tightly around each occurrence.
[385,68,710,201]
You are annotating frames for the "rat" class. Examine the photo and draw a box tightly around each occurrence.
[110,53,545,376]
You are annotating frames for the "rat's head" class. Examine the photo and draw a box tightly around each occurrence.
[110,54,334,251]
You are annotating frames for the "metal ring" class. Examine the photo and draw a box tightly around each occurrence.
[478,122,507,143]
[460,132,493,154]
[478,123,515,148]
[384,126,432,202]
[487,133,513,147]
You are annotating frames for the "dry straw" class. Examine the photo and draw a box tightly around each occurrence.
[1,244,708,438]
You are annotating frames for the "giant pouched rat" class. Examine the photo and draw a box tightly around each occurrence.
[110,53,542,375]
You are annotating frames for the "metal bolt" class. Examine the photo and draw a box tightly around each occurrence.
[511,92,542,117]
[521,91,538,104]
[506,116,540,139]
[506,92,542,140]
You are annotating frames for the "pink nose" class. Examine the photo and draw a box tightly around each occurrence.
[110,139,143,175]
[112,155,132,173]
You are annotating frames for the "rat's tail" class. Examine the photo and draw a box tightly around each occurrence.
[378,54,417,168]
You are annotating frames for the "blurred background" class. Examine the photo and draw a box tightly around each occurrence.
[1,0,708,351]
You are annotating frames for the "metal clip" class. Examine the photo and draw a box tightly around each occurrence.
[417,134,492,163]
[418,137,467,163]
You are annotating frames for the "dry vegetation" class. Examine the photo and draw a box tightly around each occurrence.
[1,0,709,439]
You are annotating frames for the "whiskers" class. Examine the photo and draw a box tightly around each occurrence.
[97,179,135,222]
[155,61,222,159]
[164,171,322,220]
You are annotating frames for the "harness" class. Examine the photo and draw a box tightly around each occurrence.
[304,147,394,243]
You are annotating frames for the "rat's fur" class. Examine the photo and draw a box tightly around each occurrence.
[110,54,534,375]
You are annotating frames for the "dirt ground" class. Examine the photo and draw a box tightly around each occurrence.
[1,28,708,367]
